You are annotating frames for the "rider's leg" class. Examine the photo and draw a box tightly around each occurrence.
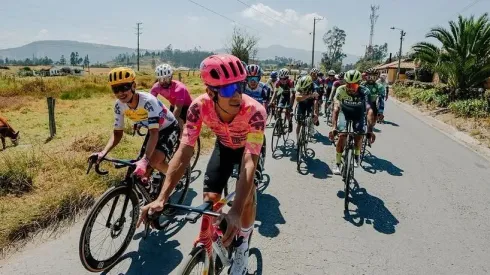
[367,105,377,129]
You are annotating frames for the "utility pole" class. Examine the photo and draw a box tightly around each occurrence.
[391,26,406,80]
[368,5,380,59]
[136,22,142,71]
[311,17,323,68]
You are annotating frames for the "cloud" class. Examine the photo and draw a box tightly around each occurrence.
[35,29,49,39]
[241,3,327,33]
[187,15,204,22]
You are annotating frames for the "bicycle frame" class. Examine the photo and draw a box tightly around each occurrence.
[167,190,238,273]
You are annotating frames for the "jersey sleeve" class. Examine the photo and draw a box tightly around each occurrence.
[144,95,163,129]
[149,83,159,98]
[174,83,189,105]
[181,98,203,147]
[113,102,125,130]
[244,105,267,156]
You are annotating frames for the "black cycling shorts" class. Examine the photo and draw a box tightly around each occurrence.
[141,121,180,158]
[170,105,190,123]
[295,100,314,123]
[203,140,265,194]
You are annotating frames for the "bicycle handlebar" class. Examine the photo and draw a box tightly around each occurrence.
[86,155,136,175]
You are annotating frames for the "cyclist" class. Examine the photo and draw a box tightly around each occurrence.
[328,70,376,174]
[295,75,319,140]
[310,68,325,116]
[244,64,269,176]
[376,73,389,123]
[138,54,266,275]
[325,72,345,118]
[324,70,336,101]
[93,67,180,183]
[265,70,278,115]
[150,63,193,130]
[362,68,385,127]
[270,68,294,132]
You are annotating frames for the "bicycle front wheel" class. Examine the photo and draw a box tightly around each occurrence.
[79,185,139,272]
[190,137,201,171]
[179,245,211,275]
[344,148,354,211]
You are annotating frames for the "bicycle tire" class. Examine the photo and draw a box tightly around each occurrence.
[79,185,139,272]
[179,245,212,275]
[344,148,354,211]
[190,137,201,171]
[360,135,368,164]
[282,116,290,143]
[297,125,304,171]
[271,117,282,152]
[167,165,191,206]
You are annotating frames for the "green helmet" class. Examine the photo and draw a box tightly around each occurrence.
[296,75,313,91]
[344,70,362,84]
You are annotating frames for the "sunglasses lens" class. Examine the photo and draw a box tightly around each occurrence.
[216,82,245,98]
[112,84,131,93]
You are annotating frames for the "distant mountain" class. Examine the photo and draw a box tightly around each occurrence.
[0,40,139,63]
[215,44,360,66]
[0,40,361,66]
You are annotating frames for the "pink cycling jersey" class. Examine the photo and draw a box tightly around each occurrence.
[181,93,267,156]
[333,80,343,88]
[150,80,193,107]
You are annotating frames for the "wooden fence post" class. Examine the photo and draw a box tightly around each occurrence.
[47,97,56,138]
[187,70,190,76]
[178,72,182,82]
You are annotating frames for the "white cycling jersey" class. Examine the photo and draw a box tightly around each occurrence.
[113,92,176,131]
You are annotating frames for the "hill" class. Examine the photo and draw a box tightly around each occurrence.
[0,40,139,63]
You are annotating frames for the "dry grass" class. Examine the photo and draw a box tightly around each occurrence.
[0,71,214,254]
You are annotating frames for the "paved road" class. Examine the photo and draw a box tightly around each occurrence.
[2,100,490,275]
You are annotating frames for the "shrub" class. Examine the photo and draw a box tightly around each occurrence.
[449,99,489,118]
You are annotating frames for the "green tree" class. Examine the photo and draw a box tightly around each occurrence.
[226,26,259,63]
[83,55,90,68]
[321,26,347,71]
[70,52,76,66]
[59,55,66,65]
[412,13,490,91]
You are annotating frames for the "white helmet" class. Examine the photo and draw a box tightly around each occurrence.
[328,70,336,76]
[278,68,289,78]
[155,63,173,78]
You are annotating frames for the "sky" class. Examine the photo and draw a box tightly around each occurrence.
[1,0,489,57]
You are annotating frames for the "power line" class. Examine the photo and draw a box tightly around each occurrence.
[187,0,261,33]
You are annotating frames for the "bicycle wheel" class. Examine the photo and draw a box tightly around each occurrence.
[190,137,201,171]
[344,147,354,211]
[296,125,304,171]
[179,245,212,275]
[360,135,368,164]
[79,185,140,272]
[166,165,191,205]
[281,114,290,143]
[271,117,282,152]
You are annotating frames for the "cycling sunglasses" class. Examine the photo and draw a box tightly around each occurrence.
[208,82,246,98]
[247,76,260,83]
[346,83,359,90]
[366,75,378,81]
[112,83,132,93]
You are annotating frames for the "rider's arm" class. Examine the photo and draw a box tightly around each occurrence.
[157,101,202,203]
[331,95,341,129]
[363,90,374,133]
[104,102,126,154]
[149,83,159,98]
[233,107,266,214]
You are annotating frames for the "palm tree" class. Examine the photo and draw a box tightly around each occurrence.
[413,13,490,93]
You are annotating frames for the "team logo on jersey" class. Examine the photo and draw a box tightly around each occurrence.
[144,102,154,112]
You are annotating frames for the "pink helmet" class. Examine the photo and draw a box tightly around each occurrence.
[199,54,247,86]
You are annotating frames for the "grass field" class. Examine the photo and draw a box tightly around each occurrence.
[0,68,212,255]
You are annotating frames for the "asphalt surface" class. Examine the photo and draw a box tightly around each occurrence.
[2,100,490,275]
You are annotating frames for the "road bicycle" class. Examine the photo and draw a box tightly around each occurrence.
[133,122,201,171]
[270,106,291,152]
[174,181,255,274]
[337,120,366,211]
[78,140,191,272]
[294,107,315,171]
